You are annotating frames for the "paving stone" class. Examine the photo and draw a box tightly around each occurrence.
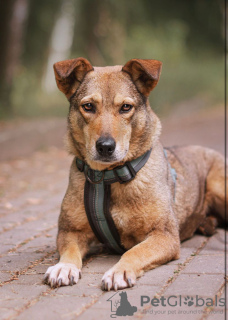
[54,273,102,297]
[182,254,225,274]
[181,234,208,249]
[0,282,45,317]
[13,273,44,286]
[0,252,45,272]
[0,221,16,234]
[0,253,27,272]
[142,304,206,320]
[219,286,227,308]
[77,289,142,320]
[17,228,57,253]
[1,221,57,254]
[0,195,61,233]
[77,306,115,320]
[0,251,58,282]
[77,285,166,319]
[32,256,59,275]
[0,219,56,255]
[81,284,160,312]
[82,255,120,274]
[208,285,228,319]
[167,248,191,265]
[0,307,16,320]
[18,242,56,255]
[206,309,226,320]
[0,242,15,253]
[138,265,177,286]
[144,283,226,320]
[164,274,224,297]
[121,285,160,307]
[199,229,226,255]
[0,190,48,215]
[0,272,11,283]
[16,294,96,320]
[0,189,58,221]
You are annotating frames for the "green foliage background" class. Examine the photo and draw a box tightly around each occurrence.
[0,0,224,119]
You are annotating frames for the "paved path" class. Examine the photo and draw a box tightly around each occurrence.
[0,106,227,319]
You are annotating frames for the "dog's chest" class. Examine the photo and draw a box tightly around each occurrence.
[109,181,157,247]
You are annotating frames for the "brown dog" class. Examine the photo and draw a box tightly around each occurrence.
[44,58,226,291]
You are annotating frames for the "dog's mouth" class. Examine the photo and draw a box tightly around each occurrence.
[87,147,129,167]
[93,155,118,164]
[93,151,127,164]
[89,137,128,165]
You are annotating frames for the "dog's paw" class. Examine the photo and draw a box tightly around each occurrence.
[43,262,81,288]
[101,264,136,291]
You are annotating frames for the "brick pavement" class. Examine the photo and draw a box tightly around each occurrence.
[0,108,227,320]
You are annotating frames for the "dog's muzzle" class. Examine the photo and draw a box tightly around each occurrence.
[96,136,116,157]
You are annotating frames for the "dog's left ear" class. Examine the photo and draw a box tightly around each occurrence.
[122,59,162,96]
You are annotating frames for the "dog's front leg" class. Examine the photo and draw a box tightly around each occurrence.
[102,230,180,291]
[44,230,89,287]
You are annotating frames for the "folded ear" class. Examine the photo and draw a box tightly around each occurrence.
[53,58,93,99]
[122,59,162,96]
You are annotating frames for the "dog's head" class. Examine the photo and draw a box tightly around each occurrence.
[54,58,162,170]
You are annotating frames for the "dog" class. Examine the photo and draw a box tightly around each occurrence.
[44,57,226,291]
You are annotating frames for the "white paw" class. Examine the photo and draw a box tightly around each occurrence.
[43,262,81,288]
[101,265,136,291]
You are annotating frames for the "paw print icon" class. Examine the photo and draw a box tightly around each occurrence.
[184,296,194,307]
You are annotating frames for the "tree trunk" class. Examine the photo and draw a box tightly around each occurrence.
[0,0,28,116]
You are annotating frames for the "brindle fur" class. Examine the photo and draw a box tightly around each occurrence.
[44,58,226,290]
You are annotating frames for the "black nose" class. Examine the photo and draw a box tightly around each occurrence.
[96,137,116,157]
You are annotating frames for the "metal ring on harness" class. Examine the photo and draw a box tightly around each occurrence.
[85,166,105,184]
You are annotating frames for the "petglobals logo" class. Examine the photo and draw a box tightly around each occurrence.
[107,291,137,318]
[141,295,225,308]
[107,292,225,318]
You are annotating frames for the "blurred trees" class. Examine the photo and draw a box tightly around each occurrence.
[22,0,62,74]
[0,0,28,115]
[0,0,224,118]
[0,0,62,116]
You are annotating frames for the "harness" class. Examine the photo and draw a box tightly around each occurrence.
[76,148,176,254]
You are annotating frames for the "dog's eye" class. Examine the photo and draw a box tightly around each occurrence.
[120,104,133,113]
[82,103,95,113]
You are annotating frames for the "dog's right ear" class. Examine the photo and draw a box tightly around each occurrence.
[53,58,93,99]
[122,59,162,96]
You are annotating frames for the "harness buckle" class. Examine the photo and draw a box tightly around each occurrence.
[85,167,105,184]
[113,161,136,184]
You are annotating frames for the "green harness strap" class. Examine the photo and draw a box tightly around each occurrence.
[76,148,176,254]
